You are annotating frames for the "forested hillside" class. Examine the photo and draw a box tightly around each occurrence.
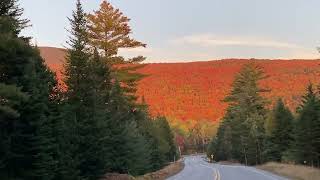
[41,47,320,122]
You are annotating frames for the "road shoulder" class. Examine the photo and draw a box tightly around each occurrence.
[257,162,320,180]
[136,159,185,180]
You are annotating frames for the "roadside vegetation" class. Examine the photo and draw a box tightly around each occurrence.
[257,162,320,180]
[0,0,178,179]
[102,159,184,180]
[207,62,320,169]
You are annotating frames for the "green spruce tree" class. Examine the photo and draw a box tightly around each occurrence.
[209,63,269,165]
[154,117,177,162]
[0,83,27,119]
[264,99,293,162]
[0,0,59,179]
[287,84,320,166]
[102,81,151,176]
[60,0,90,178]
[0,0,29,35]
[61,1,115,179]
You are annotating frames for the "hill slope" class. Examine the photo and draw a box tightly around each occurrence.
[40,47,320,122]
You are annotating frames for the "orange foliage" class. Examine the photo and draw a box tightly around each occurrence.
[87,0,146,58]
[138,60,320,122]
[40,47,320,124]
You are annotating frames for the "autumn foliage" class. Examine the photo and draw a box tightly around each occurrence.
[40,47,320,123]
[87,1,146,58]
[137,59,320,123]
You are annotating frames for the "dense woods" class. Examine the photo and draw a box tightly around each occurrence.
[42,49,320,154]
[0,0,177,179]
[42,48,320,127]
[207,63,320,167]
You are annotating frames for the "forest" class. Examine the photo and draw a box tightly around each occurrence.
[207,63,320,167]
[0,0,178,179]
[41,48,320,154]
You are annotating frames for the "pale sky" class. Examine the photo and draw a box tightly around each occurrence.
[20,0,320,62]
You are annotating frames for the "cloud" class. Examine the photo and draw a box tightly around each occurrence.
[173,34,302,49]
[280,49,319,59]
[116,34,319,62]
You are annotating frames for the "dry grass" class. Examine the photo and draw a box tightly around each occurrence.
[101,173,134,180]
[101,160,185,180]
[135,160,185,180]
[257,162,320,180]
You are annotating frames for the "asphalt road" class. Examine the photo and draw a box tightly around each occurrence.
[167,155,289,180]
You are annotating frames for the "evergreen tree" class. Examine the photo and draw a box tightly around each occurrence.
[87,0,147,103]
[60,0,90,178]
[0,0,29,35]
[0,83,27,119]
[132,101,175,172]
[103,81,151,176]
[0,0,58,178]
[286,84,320,166]
[210,108,242,162]
[264,99,293,162]
[63,0,171,177]
[154,117,177,162]
[145,122,167,171]
[0,83,28,178]
[61,1,115,179]
[86,0,145,58]
[131,103,164,172]
[209,63,269,165]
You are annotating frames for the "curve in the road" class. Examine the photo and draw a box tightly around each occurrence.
[199,163,221,180]
[167,155,289,180]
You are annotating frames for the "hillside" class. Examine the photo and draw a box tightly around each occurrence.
[40,47,66,82]
[40,47,320,123]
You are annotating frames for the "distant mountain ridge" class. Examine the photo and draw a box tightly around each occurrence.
[40,47,320,123]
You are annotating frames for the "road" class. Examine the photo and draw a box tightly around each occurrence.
[167,155,289,180]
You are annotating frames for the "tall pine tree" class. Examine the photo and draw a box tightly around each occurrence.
[87,0,147,103]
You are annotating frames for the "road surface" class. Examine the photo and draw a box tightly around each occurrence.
[167,155,289,180]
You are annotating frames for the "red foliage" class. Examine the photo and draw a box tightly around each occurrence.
[137,59,320,122]
[40,47,320,123]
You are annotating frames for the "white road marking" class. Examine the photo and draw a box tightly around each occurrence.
[199,164,221,180]
[168,156,287,180]
[216,168,221,180]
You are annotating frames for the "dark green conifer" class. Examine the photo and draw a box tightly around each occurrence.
[208,63,269,165]
[264,99,293,162]
[287,84,320,166]
[0,0,58,178]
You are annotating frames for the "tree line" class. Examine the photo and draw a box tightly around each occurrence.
[0,0,177,180]
[207,63,320,167]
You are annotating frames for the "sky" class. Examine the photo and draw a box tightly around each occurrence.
[20,0,320,62]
